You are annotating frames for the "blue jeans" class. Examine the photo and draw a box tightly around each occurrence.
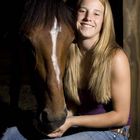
[1,127,27,140]
[1,126,129,140]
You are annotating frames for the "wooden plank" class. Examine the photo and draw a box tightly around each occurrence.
[123,0,140,139]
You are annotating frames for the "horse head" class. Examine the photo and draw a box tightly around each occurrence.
[19,0,75,134]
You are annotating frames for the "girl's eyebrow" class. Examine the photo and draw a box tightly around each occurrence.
[79,6,103,13]
[94,9,104,13]
[79,6,87,10]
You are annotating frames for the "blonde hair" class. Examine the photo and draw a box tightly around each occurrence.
[64,0,120,104]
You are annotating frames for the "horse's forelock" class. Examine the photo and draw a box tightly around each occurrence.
[20,0,75,33]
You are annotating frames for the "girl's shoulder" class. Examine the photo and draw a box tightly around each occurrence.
[112,47,129,65]
[110,42,129,64]
[111,46,130,79]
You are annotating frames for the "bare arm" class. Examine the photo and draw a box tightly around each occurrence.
[69,49,131,128]
[48,49,131,137]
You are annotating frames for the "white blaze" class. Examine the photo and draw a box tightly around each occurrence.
[50,18,61,85]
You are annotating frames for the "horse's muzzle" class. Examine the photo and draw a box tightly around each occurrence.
[33,108,67,135]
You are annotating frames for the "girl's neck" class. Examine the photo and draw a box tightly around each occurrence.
[77,36,99,54]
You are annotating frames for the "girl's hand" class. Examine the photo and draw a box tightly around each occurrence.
[47,117,72,138]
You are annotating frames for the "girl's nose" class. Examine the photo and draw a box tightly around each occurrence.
[84,12,92,21]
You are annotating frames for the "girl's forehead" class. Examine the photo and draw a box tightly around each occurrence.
[80,0,104,12]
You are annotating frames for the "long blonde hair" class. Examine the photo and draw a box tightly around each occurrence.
[64,0,121,104]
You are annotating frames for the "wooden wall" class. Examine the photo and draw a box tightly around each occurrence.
[123,0,140,139]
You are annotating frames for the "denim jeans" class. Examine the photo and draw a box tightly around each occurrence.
[1,126,129,140]
[1,127,27,140]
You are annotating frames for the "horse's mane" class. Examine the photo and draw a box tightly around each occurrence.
[20,0,75,33]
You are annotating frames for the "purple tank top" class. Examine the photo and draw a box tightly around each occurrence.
[77,89,111,115]
[77,89,131,125]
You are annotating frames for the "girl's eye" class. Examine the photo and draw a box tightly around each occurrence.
[94,13,100,16]
[78,8,86,13]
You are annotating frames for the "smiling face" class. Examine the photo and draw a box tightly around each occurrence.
[76,0,104,41]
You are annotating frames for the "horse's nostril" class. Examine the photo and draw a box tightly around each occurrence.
[40,111,48,123]
[64,107,68,117]
[40,108,67,124]
[37,108,68,134]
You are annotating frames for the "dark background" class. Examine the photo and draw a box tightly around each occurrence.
[109,0,123,46]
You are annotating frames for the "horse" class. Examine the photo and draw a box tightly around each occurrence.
[7,0,76,136]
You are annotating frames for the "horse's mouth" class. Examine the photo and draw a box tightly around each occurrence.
[33,117,66,136]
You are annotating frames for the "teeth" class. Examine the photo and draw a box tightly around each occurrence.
[81,23,93,28]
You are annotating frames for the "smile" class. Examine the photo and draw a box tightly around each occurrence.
[81,23,94,28]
